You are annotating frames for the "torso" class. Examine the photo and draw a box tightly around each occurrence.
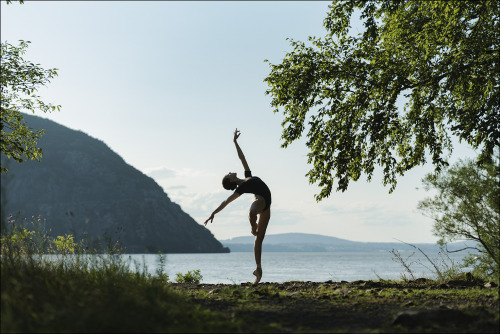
[235,171,272,210]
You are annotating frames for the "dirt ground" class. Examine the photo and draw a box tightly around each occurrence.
[175,279,499,333]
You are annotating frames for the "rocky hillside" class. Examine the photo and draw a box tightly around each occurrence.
[1,113,228,253]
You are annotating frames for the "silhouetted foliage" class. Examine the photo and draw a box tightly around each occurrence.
[1,40,60,173]
[418,158,499,281]
[265,1,499,200]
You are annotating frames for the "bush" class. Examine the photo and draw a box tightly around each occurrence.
[175,269,203,284]
[418,159,499,283]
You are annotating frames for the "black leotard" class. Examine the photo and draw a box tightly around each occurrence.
[234,170,272,211]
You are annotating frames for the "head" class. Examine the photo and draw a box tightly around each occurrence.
[222,172,238,190]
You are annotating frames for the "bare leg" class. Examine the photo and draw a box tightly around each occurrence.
[253,208,270,284]
[248,211,258,236]
[249,196,265,237]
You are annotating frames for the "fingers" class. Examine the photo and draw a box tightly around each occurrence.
[204,216,214,226]
[233,129,241,142]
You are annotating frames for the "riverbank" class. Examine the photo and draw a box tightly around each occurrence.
[2,227,497,332]
[174,279,499,333]
[2,259,498,333]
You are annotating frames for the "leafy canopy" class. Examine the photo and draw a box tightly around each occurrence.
[418,158,499,281]
[264,0,499,200]
[1,40,61,173]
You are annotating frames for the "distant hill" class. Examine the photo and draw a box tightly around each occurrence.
[221,233,476,253]
[1,113,228,253]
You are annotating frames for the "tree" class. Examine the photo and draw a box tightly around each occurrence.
[417,158,499,281]
[264,0,499,201]
[1,40,61,174]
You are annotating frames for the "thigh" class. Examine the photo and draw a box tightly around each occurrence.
[250,195,266,216]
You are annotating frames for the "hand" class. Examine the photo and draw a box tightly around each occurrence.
[204,214,214,226]
[233,128,241,142]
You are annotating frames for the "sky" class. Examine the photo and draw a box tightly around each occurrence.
[1,1,479,243]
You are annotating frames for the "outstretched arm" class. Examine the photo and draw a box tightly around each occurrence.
[204,192,240,226]
[233,128,250,172]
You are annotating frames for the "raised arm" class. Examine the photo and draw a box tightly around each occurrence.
[233,128,250,172]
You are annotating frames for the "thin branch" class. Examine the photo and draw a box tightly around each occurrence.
[394,238,443,278]
[444,244,481,253]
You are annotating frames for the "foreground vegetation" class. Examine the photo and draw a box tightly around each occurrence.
[177,279,498,333]
[2,258,498,333]
[1,255,234,333]
[1,217,498,333]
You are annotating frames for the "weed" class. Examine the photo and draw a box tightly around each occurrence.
[391,239,469,283]
[175,269,203,284]
[390,248,417,281]
[155,251,169,282]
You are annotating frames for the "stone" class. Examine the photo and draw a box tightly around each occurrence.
[393,309,474,327]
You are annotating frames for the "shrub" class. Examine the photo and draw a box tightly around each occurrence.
[175,269,203,284]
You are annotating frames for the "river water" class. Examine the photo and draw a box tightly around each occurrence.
[123,251,471,284]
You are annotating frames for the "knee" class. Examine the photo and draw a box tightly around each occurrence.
[254,236,264,246]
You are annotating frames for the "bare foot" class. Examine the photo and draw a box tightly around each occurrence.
[251,224,258,236]
[253,268,262,285]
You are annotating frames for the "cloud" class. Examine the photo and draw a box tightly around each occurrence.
[270,209,303,226]
[145,167,177,179]
[361,211,414,227]
[166,189,229,218]
[319,200,416,228]
[166,188,304,229]
[320,201,385,214]
[165,185,187,190]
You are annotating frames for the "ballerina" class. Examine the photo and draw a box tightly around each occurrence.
[204,128,272,284]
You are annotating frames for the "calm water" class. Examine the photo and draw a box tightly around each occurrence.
[123,251,471,284]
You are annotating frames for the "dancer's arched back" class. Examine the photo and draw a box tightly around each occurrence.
[204,129,271,284]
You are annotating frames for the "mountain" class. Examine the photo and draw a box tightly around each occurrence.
[221,233,475,253]
[1,113,228,253]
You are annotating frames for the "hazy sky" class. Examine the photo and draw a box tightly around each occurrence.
[1,1,478,243]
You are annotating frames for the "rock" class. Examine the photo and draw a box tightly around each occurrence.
[451,272,475,282]
[393,309,474,327]
[414,277,432,284]
[334,288,352,297]
[446,279,468,286]
[484,282,498,288]
[364,281,382,288]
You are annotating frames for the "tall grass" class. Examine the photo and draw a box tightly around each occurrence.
[0,216,234,333]
[390,239,473,283]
